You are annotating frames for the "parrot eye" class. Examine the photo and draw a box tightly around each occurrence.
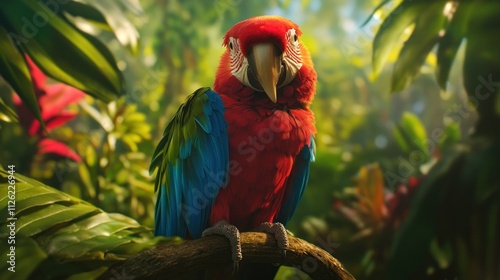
[288,29,299,46]
[228,37,237,52]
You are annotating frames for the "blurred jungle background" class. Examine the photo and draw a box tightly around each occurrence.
[0,0,499,279]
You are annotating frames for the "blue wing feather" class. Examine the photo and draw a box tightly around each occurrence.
[151,88,228,238]
[275,137,315,225]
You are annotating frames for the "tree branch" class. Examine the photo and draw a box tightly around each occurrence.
[100,232,354,280]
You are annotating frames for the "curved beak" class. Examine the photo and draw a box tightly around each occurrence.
[248,43,281,103]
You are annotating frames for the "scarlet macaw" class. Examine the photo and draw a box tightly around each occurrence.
[150,15,316,278]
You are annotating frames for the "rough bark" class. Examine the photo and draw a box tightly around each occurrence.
[100,232,354,280]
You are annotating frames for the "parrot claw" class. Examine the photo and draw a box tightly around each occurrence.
[256,222,289,264]
[202,220,242,274]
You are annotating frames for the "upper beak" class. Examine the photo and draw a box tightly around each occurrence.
[247,43,281,103]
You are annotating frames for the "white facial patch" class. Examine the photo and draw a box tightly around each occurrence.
[279,28,302,88]
[229,28,303,92]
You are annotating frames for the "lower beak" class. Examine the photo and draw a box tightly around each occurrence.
[248,43,281,103]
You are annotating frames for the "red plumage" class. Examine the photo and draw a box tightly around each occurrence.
[222,16,301,57]
[210,16,317,231]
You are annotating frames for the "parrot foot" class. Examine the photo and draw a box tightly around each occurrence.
[202,220,242,274]
[256,222,289,264]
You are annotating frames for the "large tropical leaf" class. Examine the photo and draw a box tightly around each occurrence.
[372,0,428,75]
[0,0,136,126]
[463,2,500,124]
[64,0,142,53]
[0,0,124,101]
[0,26,42,128]
[373,0,500,105]
[387,145,466,280]
[435,2,469,89]
[64,1,111,30]
[388,137,500,279]
[81,0,141,54]
[0,97,18,123]
[0,167,179,279]
[391,1,447,92]
[393,112,430,163]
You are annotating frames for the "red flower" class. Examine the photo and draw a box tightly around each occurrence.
[385,176,421,230]
[12,56,85,162]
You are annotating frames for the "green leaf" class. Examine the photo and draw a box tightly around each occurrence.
[436,3,469,89]
[0,0,123,103]
[393,112,430,161]
[79,101,114,132]
[82,0,140,54]
[63,1,110,30]
[0,237,47,280]
[373,0,427,75]
[64,0,141,54]
[0,97,18,123]
[40,213,116,240]
[388,145,466,280]
[120,0,144,15]
[78,163,96,198]
[12,189,72,214]
[121,135,139,152]
[14,203,98,237]
[45,220,141,256]
[360,0,391,28]
[392,2,447,92]
[446,139,500,279]
[0,168,177,279]
[0,26,43,127]
[463,2,500,121]
[439,121,461,150]
[429,238,452,269]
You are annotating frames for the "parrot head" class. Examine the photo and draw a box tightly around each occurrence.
[214,15,316,105]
